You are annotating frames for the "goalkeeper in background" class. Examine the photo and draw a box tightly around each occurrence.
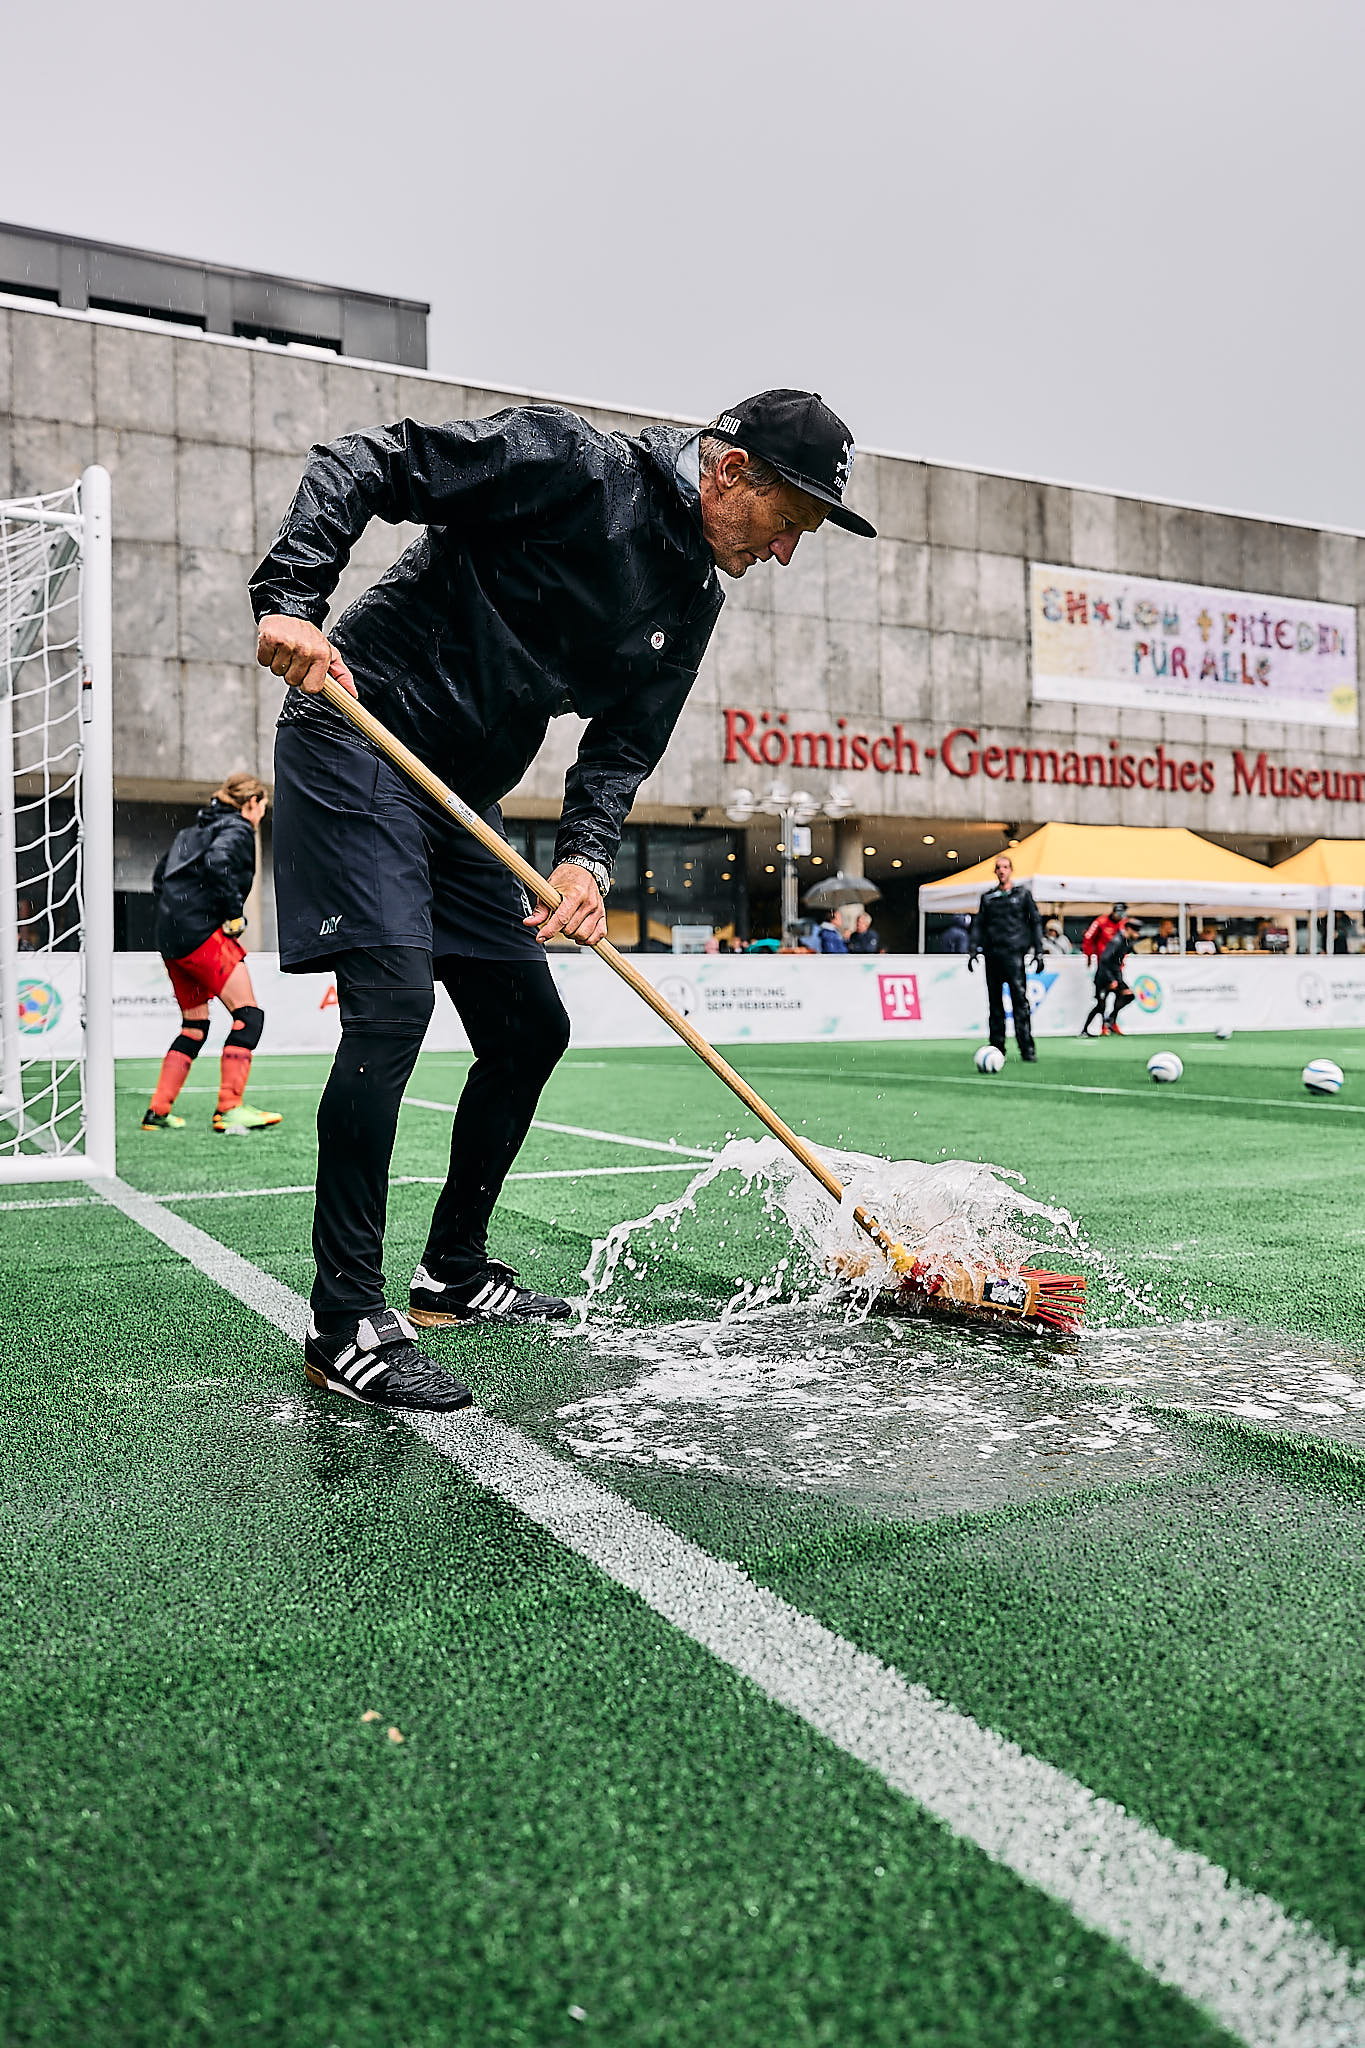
[141,773,282,1135]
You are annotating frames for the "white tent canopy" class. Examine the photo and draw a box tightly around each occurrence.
[1273,841,1365,913]
[919,823,1317,915]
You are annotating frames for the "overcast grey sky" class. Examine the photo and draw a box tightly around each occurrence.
[8,0,1364,527]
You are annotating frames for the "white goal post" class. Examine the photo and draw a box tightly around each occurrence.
[0,465,115,1183]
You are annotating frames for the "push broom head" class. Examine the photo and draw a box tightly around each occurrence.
[834,1243,1087,1333]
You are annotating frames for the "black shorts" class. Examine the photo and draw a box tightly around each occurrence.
[272,717,544,970]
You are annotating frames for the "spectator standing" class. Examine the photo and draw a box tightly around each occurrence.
[969,854,1044,1063]
[1041,917,1071,957]
[812,911,849,953]
[1152,917,1180,955]
[1192,922,1221,955]
[939,914,971,955]
[846,909,882,954]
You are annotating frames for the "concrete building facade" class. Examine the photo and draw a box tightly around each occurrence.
[3,279,1363,949]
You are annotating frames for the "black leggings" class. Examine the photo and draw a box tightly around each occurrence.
[310,945,570,1331]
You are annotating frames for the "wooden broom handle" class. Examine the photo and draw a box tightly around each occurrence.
[314,678,902,1258]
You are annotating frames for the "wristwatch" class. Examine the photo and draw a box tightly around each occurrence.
[566,856,611,898]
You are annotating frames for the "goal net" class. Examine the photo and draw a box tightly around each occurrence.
[0,466,115,1183]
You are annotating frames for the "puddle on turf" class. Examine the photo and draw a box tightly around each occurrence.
[539,1308,1365,1519]
[552,1307,1179,1517]
[1082,1325,1365,1442]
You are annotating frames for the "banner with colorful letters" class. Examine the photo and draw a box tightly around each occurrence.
[1030,563,1357,729]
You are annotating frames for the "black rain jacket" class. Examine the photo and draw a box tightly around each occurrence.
[152,800,256,960]
[970,883,1045,961]
[1094,932,1137,989]
[248,407,726,875]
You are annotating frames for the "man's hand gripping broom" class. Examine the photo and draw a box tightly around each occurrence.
[311,678,1086,1332]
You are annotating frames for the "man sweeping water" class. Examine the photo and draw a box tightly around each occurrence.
[250,391,875,1413]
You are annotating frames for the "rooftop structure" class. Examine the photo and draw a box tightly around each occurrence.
[0,220,428,367]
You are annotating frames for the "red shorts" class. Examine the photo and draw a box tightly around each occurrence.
[165,930,246,1011]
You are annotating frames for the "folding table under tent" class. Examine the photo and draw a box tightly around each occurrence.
[1272,839,1365,914]
[917,822,1318,950]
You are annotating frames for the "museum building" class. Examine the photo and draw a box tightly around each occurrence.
[3,221,1362,952]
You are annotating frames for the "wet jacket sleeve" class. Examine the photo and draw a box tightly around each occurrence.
[202,818,256,920]
[248,410,597,625]
[554,671,695,873]
[1023,888,1045,954]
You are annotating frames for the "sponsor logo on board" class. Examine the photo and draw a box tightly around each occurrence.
[17,979,62,1035]
[878,974,921,1021]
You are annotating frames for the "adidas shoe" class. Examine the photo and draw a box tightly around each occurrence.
[213,1103,283,1134]
[409,1259,572,1328]
[141,1108,186,1130]
[304,1310,473,1411]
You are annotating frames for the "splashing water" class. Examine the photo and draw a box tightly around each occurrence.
[579,1135,1148,1326]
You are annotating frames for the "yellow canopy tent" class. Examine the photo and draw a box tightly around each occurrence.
[918,822,1315,949]
[1273,840,1365,912]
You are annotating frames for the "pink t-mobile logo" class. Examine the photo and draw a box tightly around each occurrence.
[878,973,921,1021]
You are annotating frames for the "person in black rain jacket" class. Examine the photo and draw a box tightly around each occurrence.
[969,853,1045,1061]
[248,389,876,1413]
[142,774,281,1136]
[1080,917,1143,1036]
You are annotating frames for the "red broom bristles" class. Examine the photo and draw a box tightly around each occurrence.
[1021,1267,1087,1331]
[888,1258,1087,1333]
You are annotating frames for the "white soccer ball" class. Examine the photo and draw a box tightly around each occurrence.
[1147,1051,1183,1084]
[974,1044,1006,1074]
[1303,1058,1344,1096]
[1214,1024,1233,1041]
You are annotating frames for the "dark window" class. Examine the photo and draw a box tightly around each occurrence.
[640,826,743,950]
[88,296,207,329]
[0,280,60,305]
[15,791,79,952]
[114,892,160,951]
[233,321,340,353]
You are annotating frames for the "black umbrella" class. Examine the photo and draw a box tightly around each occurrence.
[802,871,882,909]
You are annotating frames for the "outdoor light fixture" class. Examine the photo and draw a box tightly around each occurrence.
[725,780,859,940]
[947,851,959,860]
[892,859,903,869]
[922,834,935,845]
[863,845,876,856]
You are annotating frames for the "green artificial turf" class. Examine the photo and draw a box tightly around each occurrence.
[4,1031,1365,2044]
[0,1208,1232,2048]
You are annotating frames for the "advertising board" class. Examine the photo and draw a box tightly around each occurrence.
[88,951,1365,1058]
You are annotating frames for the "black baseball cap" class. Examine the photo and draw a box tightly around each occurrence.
[706,390,876,537]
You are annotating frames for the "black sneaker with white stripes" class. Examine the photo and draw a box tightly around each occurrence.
[408,1259,572,1328]
[304,1309,473,1411]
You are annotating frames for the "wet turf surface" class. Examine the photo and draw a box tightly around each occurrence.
[3,1030,1363,2043]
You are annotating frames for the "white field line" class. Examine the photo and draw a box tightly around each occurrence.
[402,1097,716,1158]
[737,1063,1365,1118]
[0,1161,702,1215]
[90,1170,1365,2048]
